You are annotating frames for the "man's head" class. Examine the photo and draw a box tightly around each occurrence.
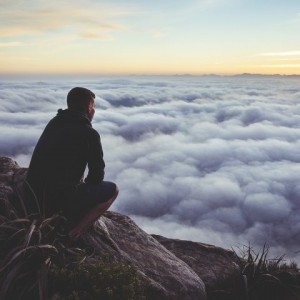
[67,87,96,121]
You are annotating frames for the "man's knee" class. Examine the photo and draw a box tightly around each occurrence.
[101,183,118,212]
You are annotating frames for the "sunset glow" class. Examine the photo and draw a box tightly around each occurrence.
[1,0,300,75]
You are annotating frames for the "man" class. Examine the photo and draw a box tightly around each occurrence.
[26,87,118,239]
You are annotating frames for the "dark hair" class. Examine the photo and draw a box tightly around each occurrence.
[67,87,95,111]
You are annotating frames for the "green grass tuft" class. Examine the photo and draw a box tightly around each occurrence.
[237,244,300,300]
[49,258,145,300]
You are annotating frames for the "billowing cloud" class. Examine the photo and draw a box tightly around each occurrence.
[1,74,300,262]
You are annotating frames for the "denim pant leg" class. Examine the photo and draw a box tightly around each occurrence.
[69,181,117,223]
[79,181,117,205]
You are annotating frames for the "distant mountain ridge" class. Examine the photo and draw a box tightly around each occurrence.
[172,73,300,78]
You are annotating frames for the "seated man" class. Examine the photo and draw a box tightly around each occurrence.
[26,87,118,239]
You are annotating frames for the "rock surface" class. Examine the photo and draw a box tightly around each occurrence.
[153,235,244,298]
[0,156,244,299]
[84,212,206,299]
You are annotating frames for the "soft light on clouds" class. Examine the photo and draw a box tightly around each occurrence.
[149,30,166,38]
[1,0,300,75]
[0,2,132,39]
[0,41,22,47]
[260,51,300,57]
[263,64,300,69]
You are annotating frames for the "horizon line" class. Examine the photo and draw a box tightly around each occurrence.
[1,72,300,78]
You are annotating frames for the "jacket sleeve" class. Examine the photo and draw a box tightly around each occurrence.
[85,129,105,183]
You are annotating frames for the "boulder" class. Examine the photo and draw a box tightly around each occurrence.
[0,157,207,299]
[0,156,245,299]
[83,212,206,299]
[152,234,244,298]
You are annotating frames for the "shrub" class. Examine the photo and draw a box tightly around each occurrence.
[49,258,145,300]
[0,193,145,300]
[239,244,300,300]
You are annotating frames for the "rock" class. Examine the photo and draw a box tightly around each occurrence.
[0,156,245,299]
[0,156,19,174]
[0,157,28,218]
[0,157,207,299]
[152,235,244,298]
[84,212,206,299]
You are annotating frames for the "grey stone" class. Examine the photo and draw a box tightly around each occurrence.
[0,156,246,299]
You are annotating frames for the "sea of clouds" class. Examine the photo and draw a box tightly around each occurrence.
[1,74,300,261]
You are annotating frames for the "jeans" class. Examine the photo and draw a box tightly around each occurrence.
[67,181,118,223]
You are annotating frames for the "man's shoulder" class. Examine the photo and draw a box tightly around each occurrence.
[45,110,101,138]
[87,126,100,138]
[73,121,100,139]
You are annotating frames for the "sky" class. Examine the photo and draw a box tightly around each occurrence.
[1,0,300,75]
[1,75,300,262]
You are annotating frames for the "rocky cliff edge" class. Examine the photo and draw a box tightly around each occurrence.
[0,157,243,299]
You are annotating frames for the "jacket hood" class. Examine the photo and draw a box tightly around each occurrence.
[56,109,91,125]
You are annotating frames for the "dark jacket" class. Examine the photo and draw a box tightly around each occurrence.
[26,109,105,216]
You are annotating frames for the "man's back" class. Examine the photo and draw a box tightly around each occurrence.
[27,108,105,216]
[25,87,118,238]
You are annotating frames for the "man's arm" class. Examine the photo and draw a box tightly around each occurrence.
[85,129,105,183]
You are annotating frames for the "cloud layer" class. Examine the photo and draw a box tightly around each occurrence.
[1,75,300,261]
